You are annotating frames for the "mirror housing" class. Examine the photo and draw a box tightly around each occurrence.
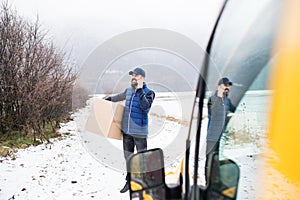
[202,153,240,200]
[128,148,166,200]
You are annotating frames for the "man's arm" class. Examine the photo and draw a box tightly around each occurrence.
[105,89,126,102]
[228,98,236,113]
[136,89,155,110]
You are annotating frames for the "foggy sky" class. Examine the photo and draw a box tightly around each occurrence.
[9,0,222,67]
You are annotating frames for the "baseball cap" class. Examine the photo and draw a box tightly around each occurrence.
[129,67,146,77]
[218,77,232,86]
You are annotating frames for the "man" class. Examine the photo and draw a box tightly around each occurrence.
[205,77,235,182]
[105,67,155,193]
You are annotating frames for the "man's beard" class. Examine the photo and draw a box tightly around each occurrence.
[224,88,229,96]
[131,78,138,88]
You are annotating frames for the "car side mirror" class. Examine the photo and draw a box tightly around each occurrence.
[128,148,166,200]
[204,153,240,200]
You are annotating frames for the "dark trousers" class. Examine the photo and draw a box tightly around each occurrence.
[205,140,220,183]
[123,133,147,181]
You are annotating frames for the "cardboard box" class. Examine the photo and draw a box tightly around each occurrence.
[85,98,124,140]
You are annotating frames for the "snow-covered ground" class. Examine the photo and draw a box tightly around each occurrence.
[0,120,130,200]
[0,93,296,200]
[0,94,193,200]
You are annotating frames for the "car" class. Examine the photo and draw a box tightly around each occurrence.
[127,0,300,199]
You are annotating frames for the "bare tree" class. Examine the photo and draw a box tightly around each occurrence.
[0,3,85,142]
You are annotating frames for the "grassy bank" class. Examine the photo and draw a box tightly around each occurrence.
[0,124,68,157]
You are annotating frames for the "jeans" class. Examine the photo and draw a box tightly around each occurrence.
[123,133,147,181]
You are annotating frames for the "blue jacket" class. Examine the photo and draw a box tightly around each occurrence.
[206,91,235,142]
[107,82,155,137]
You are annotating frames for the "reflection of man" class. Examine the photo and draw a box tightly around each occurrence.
[205,77,235,181]
[105,67,155,193]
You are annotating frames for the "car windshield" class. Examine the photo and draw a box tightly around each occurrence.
[194,0,283,199]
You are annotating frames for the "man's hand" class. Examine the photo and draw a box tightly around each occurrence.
[137,79,143,89]
[104,96,112,101]
[217,85,225,97]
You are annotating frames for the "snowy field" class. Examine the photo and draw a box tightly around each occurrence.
[0,93,296,200]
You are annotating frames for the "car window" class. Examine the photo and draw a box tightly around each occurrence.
[205,0,282,106]
[194,1,283,199]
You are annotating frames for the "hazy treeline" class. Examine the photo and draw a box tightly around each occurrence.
[0,3,87,142]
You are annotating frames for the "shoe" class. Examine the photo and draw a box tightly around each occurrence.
[120,182,129,193]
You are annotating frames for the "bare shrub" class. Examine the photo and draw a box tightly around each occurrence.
[0,3,85,141]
